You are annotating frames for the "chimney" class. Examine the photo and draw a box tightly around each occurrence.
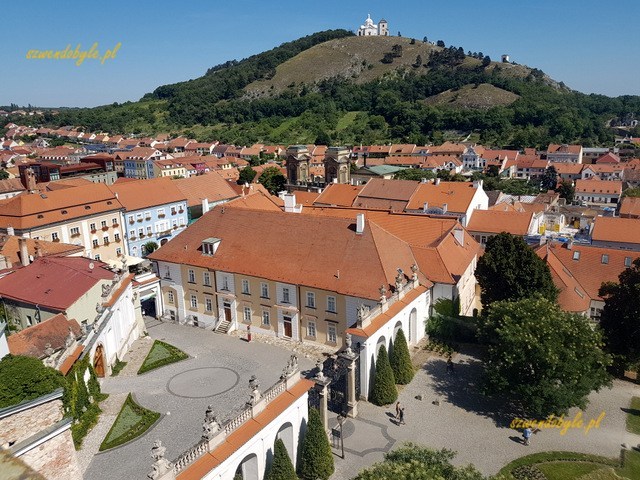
[442,203,448,213]
[420,177,428,184]
[453,226,464,245]
[435,178,441,186]
[6,226,14,236]
[283,193,299,213]
[356,213,365,234]
[423,202,429,212]
[201,198,209,214]
[567,238,573,250]
[19,237,30,267]
[473,179,483,189]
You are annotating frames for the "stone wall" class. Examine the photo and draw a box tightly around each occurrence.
[0,399,63,447]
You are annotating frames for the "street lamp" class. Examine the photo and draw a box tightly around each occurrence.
[336,414,345,459]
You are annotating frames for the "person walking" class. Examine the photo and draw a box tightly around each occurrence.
[446,355,455,374]
[399,407,405,425]
[395,401,401,420]
[523,427,532,446]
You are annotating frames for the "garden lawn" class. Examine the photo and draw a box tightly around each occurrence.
[137,340,188,374]
[626,396,640,435]
[99,394,160,451]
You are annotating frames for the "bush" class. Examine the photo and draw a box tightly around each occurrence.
[370,345,398,406]
[265,438,297,480]
[512,465,546,480]
[0,354,66,408]
[390,329,414,385]
[99,393,161,451]
[299,408,334,480]
[138,340,188,374]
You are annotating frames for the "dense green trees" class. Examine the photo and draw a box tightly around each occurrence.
[258,166,286,195]
[598,258,640,370]
[353,443,484,480]
[393,169,435,181]
[0,355,66,408]
[370,345,398,406]
[265,438,297,480]
[475,233,558,311]
[556,180,575,203]
[237,166,257,185]
[299,407,334,480]
[479,297,611,417]
[390,329,414,385]
[540,165,558,191]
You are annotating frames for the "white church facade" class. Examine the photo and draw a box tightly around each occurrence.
[357,14,388,36]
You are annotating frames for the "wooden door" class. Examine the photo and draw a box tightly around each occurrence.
[94,344,105,378]
[283,316,292,338]
[224,302,232,323]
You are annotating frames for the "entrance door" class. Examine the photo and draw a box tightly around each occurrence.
[94,344,105,377]
[283,314,292,338]
[223,301,232,323]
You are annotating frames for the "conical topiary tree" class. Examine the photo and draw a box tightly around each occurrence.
[370,344,398,406]
[390,328,414,385]
[265,438,297,480]
[299,407,334,480]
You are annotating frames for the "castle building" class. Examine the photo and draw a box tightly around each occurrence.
[357,14,388,36]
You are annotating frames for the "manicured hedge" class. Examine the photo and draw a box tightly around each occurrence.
[99,393,160,451]
[137,340,188,374]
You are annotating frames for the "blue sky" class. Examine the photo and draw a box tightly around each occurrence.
[2,0,639,107]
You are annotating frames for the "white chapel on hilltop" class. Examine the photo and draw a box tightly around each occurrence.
[357,14,388,36]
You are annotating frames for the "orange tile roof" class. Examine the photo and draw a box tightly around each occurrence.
[176,378,315,480]
[109,177,186,211]
[347,285,428,337]
[0,235,83,264]
[553,163,584,175]
[0,178,26,194]
[59,345,84,375]
[0,183,123,230]
[291,191,320,206]
[224,190,283,212]
[536,245,591,312]
[466,210,534,236]
[619,197,640,218]
[547,144,582,155]
[575,179,622,194]
[406,181,478,213]
[313,184,364,207]
[591,216,640,244]
[7,313,81,359]
[172,172,239,208]
[353,178,417,211]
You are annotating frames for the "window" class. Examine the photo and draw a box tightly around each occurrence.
[241,279,250,295]
[205,297,213,312]
[167,291,174,304]
[307,320,316,338]
[51,232,59,241]
[261,282,269,298]
[157,208,165,217]
[114,233,120,242]
[306,292,315,308]
[243,306,251,323]
[138,228,144,237]
[112,217,118,225]
[101,220,107,228]
[94,254,101,261]
[146,226,152,235]
[190,294,198,309]
[103,236,109,245]
[327,296,336,313]
[129,230,135,238]
[601,254,609,265]
[203,272,211,286]
[70,227,80,236]
[116,247,122,255]
[144,211,151,219]
[171,206,177,215]
[572,251,580,261]
[128,215,134,223]
[327,324,337,343]
[132,246,137,256]
[282,287,290,304]
[625,257,632,267]
[90,222,96,231]
[188,269,195,283]
[92,239,99,248]
[262,310,270,326]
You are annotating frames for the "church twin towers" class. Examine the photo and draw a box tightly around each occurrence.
[286,146,351,187]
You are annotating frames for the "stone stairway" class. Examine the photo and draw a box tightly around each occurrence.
[214,319,231,334]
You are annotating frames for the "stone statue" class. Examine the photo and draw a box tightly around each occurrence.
[101,283,112,298]
[65,327,75,348]
[202,405,219,440]
[379,284,387,303]
[247,375,261,404]
[96,303,105,314]
[395,271,404,292]
[314,359,325,381]
[344,332,353,356]
[147,440,172,479]
[411,263,419,282]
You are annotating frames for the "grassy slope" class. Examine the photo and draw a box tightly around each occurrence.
[424,83,520,109]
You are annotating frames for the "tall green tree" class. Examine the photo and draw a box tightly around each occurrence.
[370,344,398,406]
[353,443,484,480]
[265,438,297,480]
[393,169,435,181]
[540,166,558,191]
[299,407,334,480]
[237,165,257,185]
[0,355,66,408]
[389,329,414,385]
[479,297,611,417]
[556,180,575,203]
[475,232,558,312]
[598,258,640,369]
[258,166,287,195]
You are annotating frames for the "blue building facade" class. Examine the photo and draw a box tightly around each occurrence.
[124,201,188,257]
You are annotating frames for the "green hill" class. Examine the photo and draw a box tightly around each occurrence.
[28,30,640,148]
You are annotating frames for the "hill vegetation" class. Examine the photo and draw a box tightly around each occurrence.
[16,31,640,148]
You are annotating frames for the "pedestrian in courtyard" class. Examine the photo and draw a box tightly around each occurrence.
[447,355,455,374]
[395,401,401,420]
[399,407,405,425]
[523,427,532,446]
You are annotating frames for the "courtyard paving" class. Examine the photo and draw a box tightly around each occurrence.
[83,318,315,480]
[331,346,640,478]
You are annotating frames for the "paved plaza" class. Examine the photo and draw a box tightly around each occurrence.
[83,318,315,480]
[81,323,640,479]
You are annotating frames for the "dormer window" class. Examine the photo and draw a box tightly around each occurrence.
[202,237,221,256]
[572,251,580,261]
[601,254,609,265]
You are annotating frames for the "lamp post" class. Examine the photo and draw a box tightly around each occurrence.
[336,414,345,459]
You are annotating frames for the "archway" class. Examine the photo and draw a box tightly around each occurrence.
[276,422,295,467]
[160,238,168,246]
[409,308,417,344]
[93,344,105,378]
[233,453,259,480]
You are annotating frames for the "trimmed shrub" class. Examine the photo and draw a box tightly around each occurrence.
[265,438,297,480]
[138,340,188,374]
[370,345,398,406]
[99,393,160,451]
[390,329,414,385]
[0,354,66,408]
[299,407,334,480]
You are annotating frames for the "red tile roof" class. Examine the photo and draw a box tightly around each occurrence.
[173,171,239,208]
[7,313,81,358]
[575,179,622,194]
[591,216,640,244]
[313,184,364,207]
[466,210,534,236]
[406,181,478,213]
[619,197,640,218]
[109,177,186,211]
